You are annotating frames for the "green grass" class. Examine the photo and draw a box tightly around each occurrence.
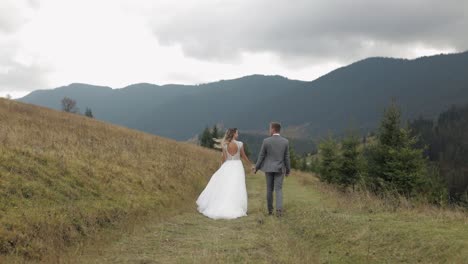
[293,173,468,263]
[70,174,315,264]
[63,172,468,263]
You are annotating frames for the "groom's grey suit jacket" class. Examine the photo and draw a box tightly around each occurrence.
[255,135,291,175]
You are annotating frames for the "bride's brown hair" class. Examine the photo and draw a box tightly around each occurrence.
[222,128,238,147]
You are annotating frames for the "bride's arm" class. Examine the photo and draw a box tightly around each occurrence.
[220,148,227,166]
[240,146,253,168]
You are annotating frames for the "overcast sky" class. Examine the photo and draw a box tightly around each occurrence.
[1,0,466,98]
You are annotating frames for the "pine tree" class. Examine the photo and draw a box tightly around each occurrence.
[289,146,298,169]
[85,107,94,118]
[199,127,213,148]
[309,156,320,173]
[379,103,404,147]
[339,135,361,190]
[319,136,340,184]
[300,156,308,171]
[211,125,219,142]
[367,103,427,196]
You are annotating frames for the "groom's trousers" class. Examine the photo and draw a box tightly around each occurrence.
[265,172,284,213]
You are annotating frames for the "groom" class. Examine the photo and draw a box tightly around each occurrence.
[254,122,291,217]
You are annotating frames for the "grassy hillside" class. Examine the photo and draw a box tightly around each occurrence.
[0,98,219,260]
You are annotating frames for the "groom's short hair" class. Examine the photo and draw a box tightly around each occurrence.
[270,122,281,133]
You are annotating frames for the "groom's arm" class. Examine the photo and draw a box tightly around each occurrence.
[284,142,291,176]
[255,140,267,173]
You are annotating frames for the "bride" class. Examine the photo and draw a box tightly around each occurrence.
[196,128,253,219]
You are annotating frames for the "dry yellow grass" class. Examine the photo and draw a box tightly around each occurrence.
[0,98,219,261]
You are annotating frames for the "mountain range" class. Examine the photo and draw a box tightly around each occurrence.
[19,51,468,148]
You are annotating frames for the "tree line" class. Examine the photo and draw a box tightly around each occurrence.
[299,103,452,206]
[409,104,468,205]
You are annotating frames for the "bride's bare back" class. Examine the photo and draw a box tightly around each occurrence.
[227,141,239,156]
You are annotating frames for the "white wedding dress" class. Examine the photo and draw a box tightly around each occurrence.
[196,140,248,219]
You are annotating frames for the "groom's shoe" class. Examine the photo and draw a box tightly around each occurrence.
[276,209,283,217]
[268,210,273,216]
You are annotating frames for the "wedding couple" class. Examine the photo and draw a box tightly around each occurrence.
[196,122,291,219]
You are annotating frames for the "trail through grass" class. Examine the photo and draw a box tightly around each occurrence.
[74,174,317,263]
[72,172,468,264]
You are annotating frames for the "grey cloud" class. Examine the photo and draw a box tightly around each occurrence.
[27,0,41,9]
[0,1,46,92]
[0,47,49,92]
[0,0,38,33]
[0,62,48,92]
[152,0,468,65]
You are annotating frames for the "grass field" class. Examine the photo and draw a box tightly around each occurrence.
[1,98,467,263]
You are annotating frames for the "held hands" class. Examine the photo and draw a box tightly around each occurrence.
[251,166,256,174]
